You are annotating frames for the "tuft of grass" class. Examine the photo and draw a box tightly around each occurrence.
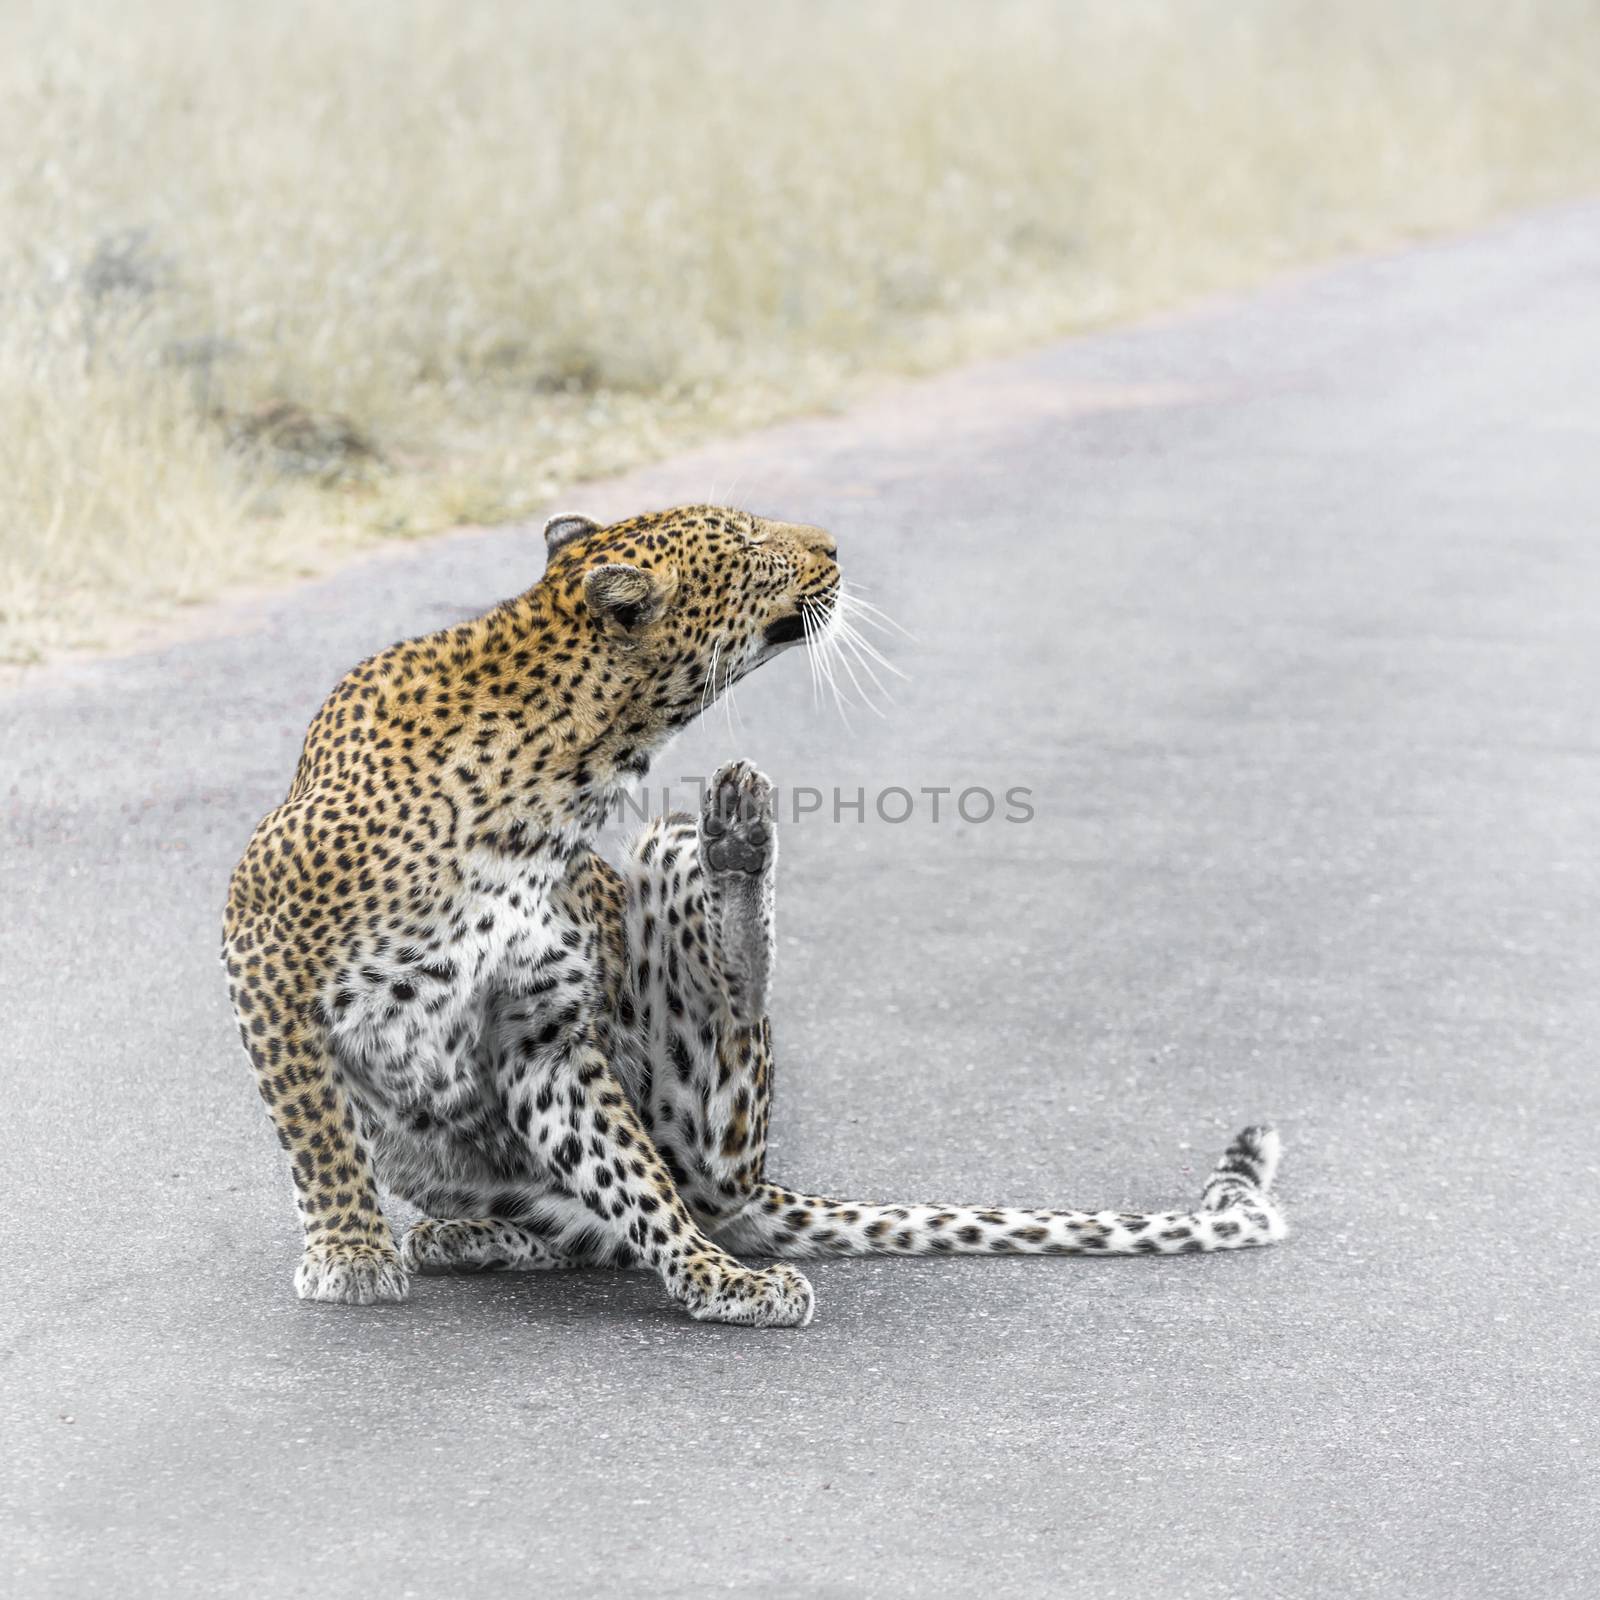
[5,0,1600,661]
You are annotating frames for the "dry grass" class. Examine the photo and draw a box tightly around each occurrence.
[5,0,1600,661]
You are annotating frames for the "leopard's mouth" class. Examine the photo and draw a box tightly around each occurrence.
[762,613,807,647]
[763,581,840,650]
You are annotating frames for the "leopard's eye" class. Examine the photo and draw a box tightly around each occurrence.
[743,515,770,546]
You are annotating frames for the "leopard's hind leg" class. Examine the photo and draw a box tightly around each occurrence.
[616,762,781,1228]
[696,759,777,1025]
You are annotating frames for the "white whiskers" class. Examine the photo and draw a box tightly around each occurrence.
[701,634,722,723]
[695,582,910,735]
[806,583,909,725]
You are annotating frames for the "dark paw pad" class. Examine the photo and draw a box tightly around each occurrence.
[701,762,775,876]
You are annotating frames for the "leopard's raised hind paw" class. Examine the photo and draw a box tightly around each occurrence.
[700,760,775,877]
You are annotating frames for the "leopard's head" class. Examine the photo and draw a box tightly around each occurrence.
[539,504,841,765]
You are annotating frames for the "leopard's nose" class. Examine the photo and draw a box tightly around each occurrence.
[771,521,838,560]
[790,523,837,560]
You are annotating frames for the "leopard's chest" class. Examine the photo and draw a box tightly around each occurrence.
[325,857,589,1110]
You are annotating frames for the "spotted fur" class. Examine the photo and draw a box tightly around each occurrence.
[223,505,1286,1326]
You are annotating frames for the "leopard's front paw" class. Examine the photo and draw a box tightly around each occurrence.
[295,1238,409,1305]
[685,1260,815,1328]
[401,1218,496,1274]
[700,761,775,878]
[401,1217,571,1274]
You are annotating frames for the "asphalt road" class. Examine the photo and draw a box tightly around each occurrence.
[5,205,1600,1599]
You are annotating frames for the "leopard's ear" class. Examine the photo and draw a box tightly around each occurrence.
[583,562,674,635]
[544,512,597,559]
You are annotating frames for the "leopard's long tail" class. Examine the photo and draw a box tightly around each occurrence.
[716,1126,1287,1260]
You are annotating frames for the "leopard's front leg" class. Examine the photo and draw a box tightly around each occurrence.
[224,916,407,1304]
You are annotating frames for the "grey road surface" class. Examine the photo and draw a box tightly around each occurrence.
[4,205,1600,1600]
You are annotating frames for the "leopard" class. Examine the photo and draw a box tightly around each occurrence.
[222,504,1287,1327]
